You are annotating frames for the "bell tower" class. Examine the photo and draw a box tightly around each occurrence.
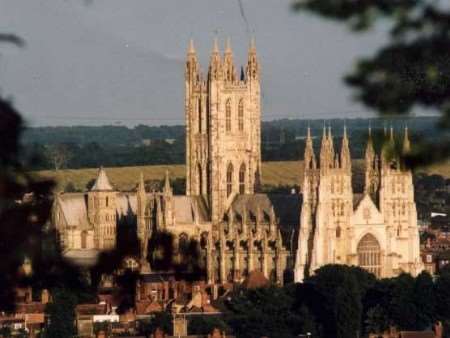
[185,38,262,223]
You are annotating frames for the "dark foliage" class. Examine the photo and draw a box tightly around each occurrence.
[43,288,77,338]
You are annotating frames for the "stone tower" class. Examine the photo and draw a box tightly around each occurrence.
[185,38,262,222]
[88,167,117,250]
[378,127,422,275]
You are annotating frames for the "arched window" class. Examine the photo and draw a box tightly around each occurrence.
[197,163,203,195]
[106,196,109,207]
[81,230,88,249]
[239,163,246,194]
[226,99,232,132]
[238,99,244,131]
[357,234,381,277]
[227,163,233,197]
[198,97,202,133]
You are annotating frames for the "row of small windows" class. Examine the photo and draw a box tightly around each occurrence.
[225,99,245,133]
[227,163,246,197]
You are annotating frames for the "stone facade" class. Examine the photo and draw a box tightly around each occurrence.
[185,38,261,223]
[51,39,423,285]
[294,127,424,281]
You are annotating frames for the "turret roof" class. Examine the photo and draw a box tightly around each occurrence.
[91,167,113,191]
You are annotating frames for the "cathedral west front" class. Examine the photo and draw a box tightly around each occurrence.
[52,39,423,284]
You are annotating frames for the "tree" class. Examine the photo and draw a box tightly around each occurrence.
[46,143,71,171]
[292,0,450,166]
[389,273,418,330]
[43,288,77,338]
[435,265,450,321]
[0,97,54,312]
[413,271,436,330]
[365,305,389,335]
[225,286,302,338]
[307,265,364,338]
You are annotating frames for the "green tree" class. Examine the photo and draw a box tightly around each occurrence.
[365,305,389,335]
[306,265,371,338]
[293,0,450,166]
[225,286,301,338]
[43,288,77,338]
[436,265,450,321]
[389,273,417,330]
[414,271,436,330]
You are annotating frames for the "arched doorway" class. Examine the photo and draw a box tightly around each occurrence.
[357,233,381,277]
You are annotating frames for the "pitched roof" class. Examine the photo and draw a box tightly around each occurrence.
[173,196,210,223]
[91,167,113,191]
[230,193,302,228]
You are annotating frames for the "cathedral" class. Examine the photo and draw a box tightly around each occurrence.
[51,39,423,284]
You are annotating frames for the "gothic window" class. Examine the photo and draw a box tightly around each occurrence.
[197,163,202,195]
[81,230,87,249]
[239,163,246,194]
[227,163,234,197]
[336,226,341,238]
[238,99,244,131]
[357,234,381,277]
[198,97,202,133]
[106,197,109,207]
[226,99,232,132]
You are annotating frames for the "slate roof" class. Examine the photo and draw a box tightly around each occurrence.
[230,193,302,228]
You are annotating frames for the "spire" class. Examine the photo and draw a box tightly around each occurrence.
[163,170,172,196]
[91,167,113,191]
[138,172,146,194]
[246,37,259,80]
[209,37,222,80]
[225,37,232,53]
[365,127,375,161]
[340,125,351,170]
[403,126,411,154]
[223,37,236,82]
[250,36,256,52]
[328,126,335,158]
[188,39,196,54]
[304,127,316,170]
[186,39,199,84]
[320,126,329,170]
[213,37,219,53]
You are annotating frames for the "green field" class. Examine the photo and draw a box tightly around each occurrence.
[34,160,450,192]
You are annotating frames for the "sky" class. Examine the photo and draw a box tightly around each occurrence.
[0,0,388,126]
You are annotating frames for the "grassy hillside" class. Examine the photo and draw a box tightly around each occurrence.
[34,160,450,192]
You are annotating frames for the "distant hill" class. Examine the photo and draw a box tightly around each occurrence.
[23,116,440,171]
[35,158,450,193]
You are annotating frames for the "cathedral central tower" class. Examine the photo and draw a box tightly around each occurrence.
[185,38,262,222]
